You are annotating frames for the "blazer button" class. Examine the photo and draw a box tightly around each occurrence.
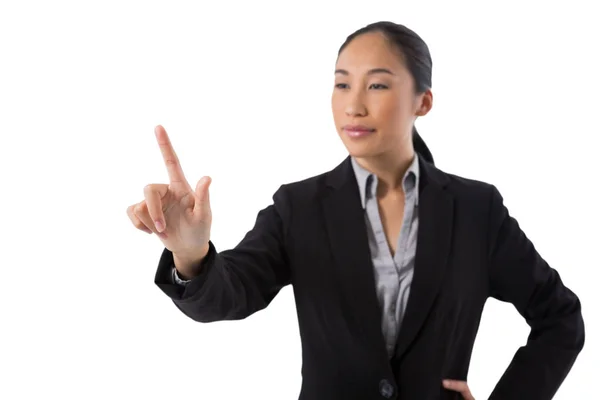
[379,379,395,398]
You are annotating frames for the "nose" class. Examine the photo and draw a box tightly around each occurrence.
[345,92,367,117]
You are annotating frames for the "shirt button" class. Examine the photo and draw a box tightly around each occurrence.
[379,379,395,398]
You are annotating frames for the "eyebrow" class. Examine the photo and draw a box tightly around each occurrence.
[334,68,395,76]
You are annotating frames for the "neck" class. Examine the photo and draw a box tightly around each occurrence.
[354,148,416,192]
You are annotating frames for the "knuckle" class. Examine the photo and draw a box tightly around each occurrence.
[134,220,146,230]
[144,183,167,197]
[143,184,155,194]
[127,207,136,223]
[134,202,146,215]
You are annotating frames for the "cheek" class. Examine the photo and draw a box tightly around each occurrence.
[370,98,405,127]
[331,97,344,124]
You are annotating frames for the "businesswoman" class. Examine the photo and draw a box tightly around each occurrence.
[127,22,584,400]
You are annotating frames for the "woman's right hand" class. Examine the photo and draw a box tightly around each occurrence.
[126,125,212,262]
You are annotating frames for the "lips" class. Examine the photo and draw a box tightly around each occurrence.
[343,124,374,132]
[343,125,375,138]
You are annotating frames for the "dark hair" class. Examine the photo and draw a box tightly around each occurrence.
[338,21,434,165]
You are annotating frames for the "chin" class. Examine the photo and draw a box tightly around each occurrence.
[344,143,383,159]
[340,137,382,159]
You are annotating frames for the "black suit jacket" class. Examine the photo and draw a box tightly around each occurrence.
[155,156,584,400]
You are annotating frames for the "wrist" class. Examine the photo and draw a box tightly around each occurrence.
[173,243,210,279]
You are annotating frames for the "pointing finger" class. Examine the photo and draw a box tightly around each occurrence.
[154,125,191,190]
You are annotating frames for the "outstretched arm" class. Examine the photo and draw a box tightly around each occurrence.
[154,185,292,322]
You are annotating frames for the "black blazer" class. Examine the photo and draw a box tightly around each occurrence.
[155,155,584,400]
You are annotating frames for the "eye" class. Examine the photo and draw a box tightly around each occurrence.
[369,83,388,90]
[335,83,349,89]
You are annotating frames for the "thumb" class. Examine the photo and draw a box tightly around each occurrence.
[194,176,211,211]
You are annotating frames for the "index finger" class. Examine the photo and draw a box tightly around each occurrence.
[154,125,188,186]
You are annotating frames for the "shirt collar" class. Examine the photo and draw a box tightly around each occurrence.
[350,154,420,209]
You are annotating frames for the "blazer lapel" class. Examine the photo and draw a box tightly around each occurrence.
[394,158,454,360]
[320,156,455,361]
[321,157,388,353]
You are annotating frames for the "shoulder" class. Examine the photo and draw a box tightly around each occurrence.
[423,162,501,209]
[446,170,495,198]
[273,170,330,208]
[273,157,350,203]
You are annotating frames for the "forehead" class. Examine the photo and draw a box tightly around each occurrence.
[336,31,405,71]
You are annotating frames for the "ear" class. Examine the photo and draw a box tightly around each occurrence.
[415,89,433,117]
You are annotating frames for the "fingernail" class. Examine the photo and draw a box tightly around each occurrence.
[155,220,164,232]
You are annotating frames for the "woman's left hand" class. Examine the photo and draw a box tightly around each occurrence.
[443,379,475,399]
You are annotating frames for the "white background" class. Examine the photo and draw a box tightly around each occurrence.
[1,1,598,398]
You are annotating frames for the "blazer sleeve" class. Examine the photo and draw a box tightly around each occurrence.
[486,185,585,399]
[154,185,292,322]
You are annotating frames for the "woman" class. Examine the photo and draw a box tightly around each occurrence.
[127,21,584,400]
